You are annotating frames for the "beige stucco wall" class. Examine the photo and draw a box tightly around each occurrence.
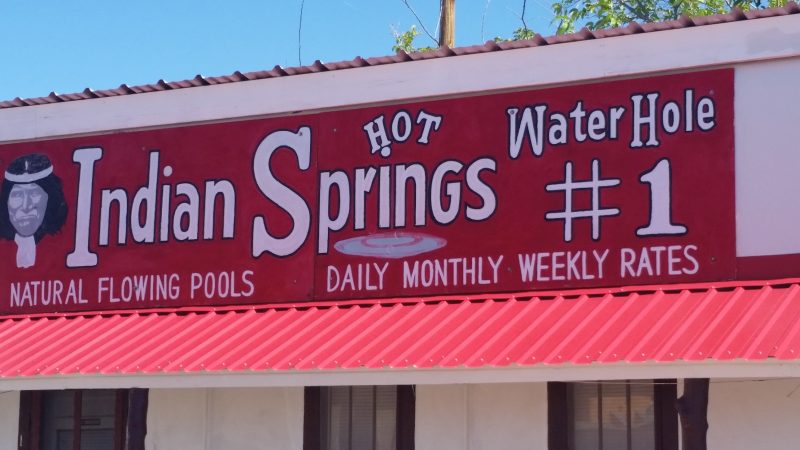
[416,385,468,450]
[145,387,304,450]
[0,391,19,450]
[708,378,800,450]
[5,379,799,450]
[146,383,547,450]
[416,383,548,450]
[415,379,800,450]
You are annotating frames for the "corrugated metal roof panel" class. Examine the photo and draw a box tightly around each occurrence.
[0,279,797,378]
[1,4,798,110]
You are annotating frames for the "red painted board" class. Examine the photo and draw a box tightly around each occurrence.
[0,69,734,314]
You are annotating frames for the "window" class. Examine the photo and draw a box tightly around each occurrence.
[304,385,415,450]
[18,389,147,450]
[548,380,677,450]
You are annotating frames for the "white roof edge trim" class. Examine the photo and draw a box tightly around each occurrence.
[1,14,799,144]
[0,361,797,390]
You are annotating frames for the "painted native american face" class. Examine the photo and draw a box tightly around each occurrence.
[7,183,49,237]
[0,153,68,246]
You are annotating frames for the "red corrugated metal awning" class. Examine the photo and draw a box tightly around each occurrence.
[1,279,800,379]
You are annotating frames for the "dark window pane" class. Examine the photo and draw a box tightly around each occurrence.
[79,390,116,450]
[630,383,656,450]
[327,387,350,450]
[80,430,115,450]
[568,383,600,450]
[321,386,398,450]
[55,430,73,450]
[39,390,118,450]
[600,384,627,450]
[568,381,657,450]
[41,391,74,450]
[351,387,375,450]
[375,386,397,450]
[80,390,115,417]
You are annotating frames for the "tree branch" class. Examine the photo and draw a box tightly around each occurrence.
[400,0,439,45]
[298,0,305,65]
[481,0,492,41]
[620,0,653,22]
[521,0,530,32]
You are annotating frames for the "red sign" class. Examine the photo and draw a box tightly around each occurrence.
[0,70,734,314]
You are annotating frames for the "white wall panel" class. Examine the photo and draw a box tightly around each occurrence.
[416,385,468,450]
[416,383,548,450]
[145,387,303,450]
[206,387,303,450]
[467,383,548,450]
[708,378,800,450]
[0,391,19,450]
[735,58,800,256]
[145,389,208,450]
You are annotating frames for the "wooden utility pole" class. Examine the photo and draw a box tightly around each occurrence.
[439,0,455,47]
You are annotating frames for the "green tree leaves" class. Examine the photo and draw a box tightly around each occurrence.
[551,0,789,34]
[391,0,789,52]
[392,25,436,53]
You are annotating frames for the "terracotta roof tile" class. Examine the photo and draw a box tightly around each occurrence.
[0,3,797,110]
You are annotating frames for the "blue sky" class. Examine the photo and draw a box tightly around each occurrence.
[0,1,554,102]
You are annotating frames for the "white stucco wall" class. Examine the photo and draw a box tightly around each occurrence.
[416,383,548,450]
[735,57,800,257]
[708,378,800,450]
[0,391,19,450]
[416,385,468,450]
[4,380,800,450]
[145,387,304,450]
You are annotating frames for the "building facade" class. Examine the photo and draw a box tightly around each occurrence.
[1,5,800,450]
